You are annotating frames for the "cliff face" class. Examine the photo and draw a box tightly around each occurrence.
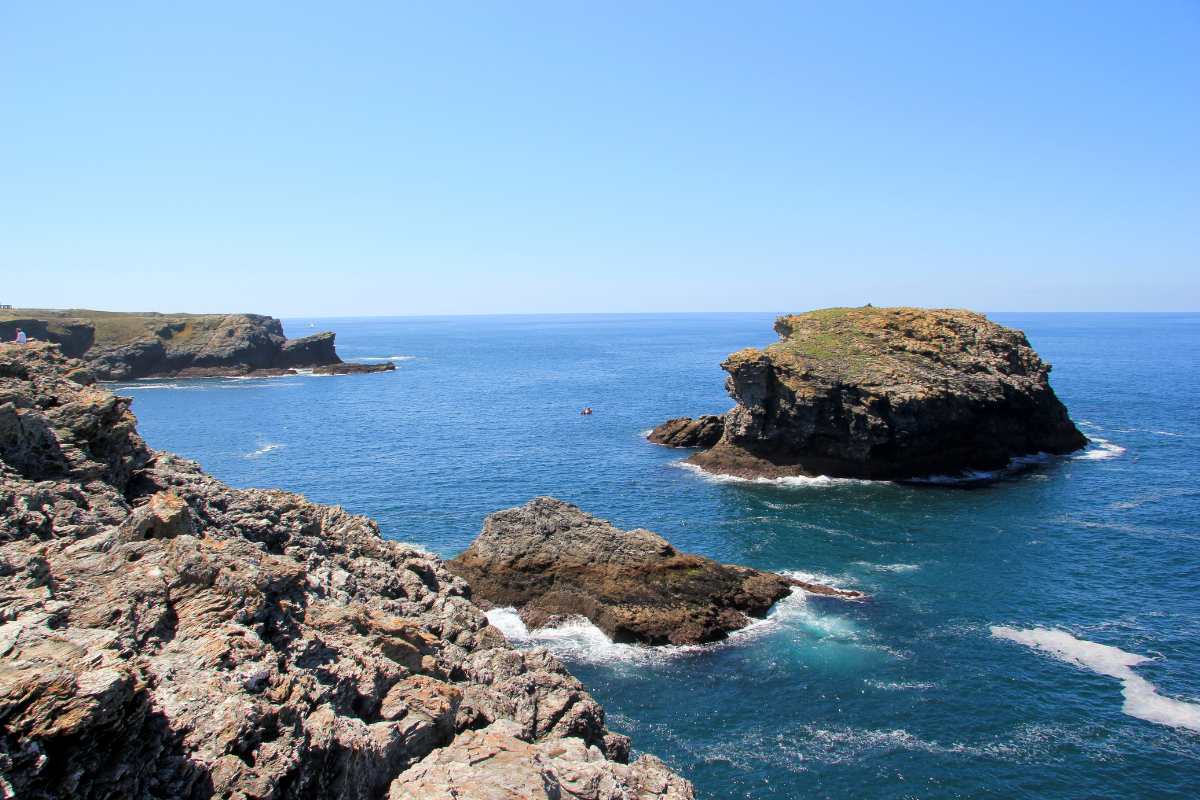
[0,310,392,380]
[0,343,692,800]
[658,307,1086,480]
[448,498,861,646]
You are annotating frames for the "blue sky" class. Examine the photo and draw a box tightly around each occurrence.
[2,1,1197,314]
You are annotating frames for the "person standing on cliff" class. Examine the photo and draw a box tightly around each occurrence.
[14,328,27,344]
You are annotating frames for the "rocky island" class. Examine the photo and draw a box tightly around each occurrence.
[0,309,394,380]
[0,343,692,799]
[448,497,862,646]
[650,306,1087,481]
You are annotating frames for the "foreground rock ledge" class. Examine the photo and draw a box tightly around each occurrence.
[0,342,692,800]
[652,306,1087,481]
[447,497,862,646]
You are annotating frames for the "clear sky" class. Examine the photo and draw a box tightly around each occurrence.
[2,1,1197,315]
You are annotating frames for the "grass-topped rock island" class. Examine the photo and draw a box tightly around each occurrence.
[0,309,394,380]
[650,306,1087,481]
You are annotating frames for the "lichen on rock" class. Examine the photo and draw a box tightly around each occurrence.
[0,342,692,800]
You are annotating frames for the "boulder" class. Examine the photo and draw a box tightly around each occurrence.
[448,497,861,646]
[647,415,725,448]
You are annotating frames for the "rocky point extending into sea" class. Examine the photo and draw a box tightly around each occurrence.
[650,306,1087,481]
[0,309,393,380]
[449,497,863,646]
[0,342,692,799]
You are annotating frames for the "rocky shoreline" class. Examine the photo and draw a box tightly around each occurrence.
[651,307,1087,481]
[448,497,863,646]
[0,310,394,380]
[0,343,692,799]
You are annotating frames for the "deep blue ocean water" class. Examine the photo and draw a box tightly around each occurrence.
[114,313,1199,799]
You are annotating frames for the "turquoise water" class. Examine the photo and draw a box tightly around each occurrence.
[116,313,1200,799]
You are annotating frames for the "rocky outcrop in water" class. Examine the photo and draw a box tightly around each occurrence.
[447,497,861,646]
[0,343,692,799]
[654,307,1087,481]
[647,415,724,448]
[0,309,393,380]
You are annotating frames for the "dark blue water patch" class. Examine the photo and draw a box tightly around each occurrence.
[114,313,1200,800]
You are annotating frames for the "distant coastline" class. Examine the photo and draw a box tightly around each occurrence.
[0,308,394,380]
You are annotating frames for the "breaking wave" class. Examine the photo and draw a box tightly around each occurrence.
[854,561,921,573]
[863,679,936,691]
[355,355,415,362]
[1071,437,1127,461]
[673,461,879,488]
[676,450,1077,489]
[108,382,187,391]
[483,583,858,665]
[245,442,285,459]
[991,626,1200,732]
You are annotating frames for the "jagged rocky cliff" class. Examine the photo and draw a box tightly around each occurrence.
[448,497,862,645]
[0,343,692,799]
[651,306,1087,480]
[0,310,392,380]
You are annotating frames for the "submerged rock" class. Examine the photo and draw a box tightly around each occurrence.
[0,342,690,799]
[0,308,395,380]
[655,306,1087,481]
[447,497,861,646]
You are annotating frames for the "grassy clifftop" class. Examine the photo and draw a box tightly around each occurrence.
[725,306,1040,388]
[0,308,268,347]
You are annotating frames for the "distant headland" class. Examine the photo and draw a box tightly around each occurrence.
[0,308,393,380]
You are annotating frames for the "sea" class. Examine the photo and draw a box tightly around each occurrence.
[112,313,1200,799]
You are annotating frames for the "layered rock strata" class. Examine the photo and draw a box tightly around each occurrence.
[0,343,691,800]
[0,310,392,380]
[654,307,1087,480]
[448,497,862,646]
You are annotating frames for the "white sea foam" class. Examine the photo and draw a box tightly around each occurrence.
[991,626,1200,733]
[906,452,1054,486]
[355,355,415,362]
[676,450,1065,489]
[109,382,187,391]
[863,679,936,691]
[781,569,855,591]
[674,461,879,488]
[1111,427,1186,438]
[484,607,699,664]
[854,561,920,573]
[484,585,831,665]
[1071,437,1126,461]
[245,442,285,459]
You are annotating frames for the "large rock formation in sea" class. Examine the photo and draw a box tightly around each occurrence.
[0,309,393,380]
[447,497,862,646]
[0,342,692,799]
[650,306,1087,480]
